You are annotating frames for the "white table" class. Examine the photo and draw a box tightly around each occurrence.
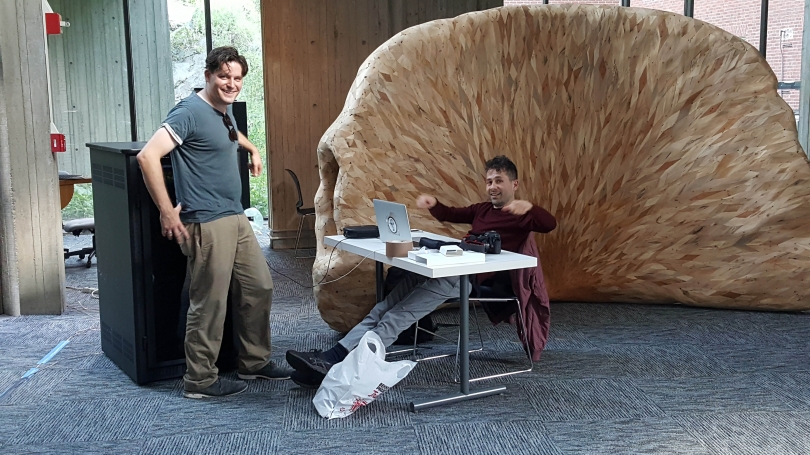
[324,230,537,411]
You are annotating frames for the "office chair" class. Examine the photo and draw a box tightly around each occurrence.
[284,169,316,258]
[63,218,96,268]
[387,283,533,383]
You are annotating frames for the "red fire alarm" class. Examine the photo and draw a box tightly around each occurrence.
[45,13,62,35]
[51,134,66,153]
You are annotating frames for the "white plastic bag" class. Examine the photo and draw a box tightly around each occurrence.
[243,207,265,234]
[313,331,416,419]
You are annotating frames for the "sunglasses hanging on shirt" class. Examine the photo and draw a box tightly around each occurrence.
[222,114,238,142]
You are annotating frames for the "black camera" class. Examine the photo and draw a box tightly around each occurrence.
[460,231,502,254]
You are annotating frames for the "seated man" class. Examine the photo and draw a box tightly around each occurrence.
[286,155,556,387]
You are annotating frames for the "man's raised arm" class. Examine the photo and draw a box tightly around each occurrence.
[417,193,476,224]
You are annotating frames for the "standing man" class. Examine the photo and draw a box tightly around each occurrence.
[137,46,291,399]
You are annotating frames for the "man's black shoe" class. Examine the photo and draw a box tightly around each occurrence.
[286,349,335,376]
[183,378,247,399]
[290,370,322,390]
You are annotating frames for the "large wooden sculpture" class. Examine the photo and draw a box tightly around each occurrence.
[313,5,810,332]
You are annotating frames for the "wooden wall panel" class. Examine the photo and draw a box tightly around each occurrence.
[313,5,810,331]
[261,0,503,248]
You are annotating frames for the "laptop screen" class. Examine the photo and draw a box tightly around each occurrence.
[373,199,412,243]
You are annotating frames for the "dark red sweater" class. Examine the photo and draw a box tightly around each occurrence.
[428,201,557,253]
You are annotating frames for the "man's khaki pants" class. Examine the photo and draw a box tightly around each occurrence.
[180,214,273,390]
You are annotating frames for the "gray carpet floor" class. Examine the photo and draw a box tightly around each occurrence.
[1,232,809,454]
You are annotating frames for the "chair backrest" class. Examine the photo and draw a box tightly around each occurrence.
[471,271,516,300]
[284,168,304,210]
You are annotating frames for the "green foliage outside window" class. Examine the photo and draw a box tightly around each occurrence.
[62,185,94,221]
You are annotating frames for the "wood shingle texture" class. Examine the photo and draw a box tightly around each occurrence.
[313,5,810,332]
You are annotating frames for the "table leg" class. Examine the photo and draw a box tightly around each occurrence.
[459,276,469,393]
[409,274,506,411]
[375,261,384,303]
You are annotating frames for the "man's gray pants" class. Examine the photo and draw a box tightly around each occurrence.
[338,273,465,350]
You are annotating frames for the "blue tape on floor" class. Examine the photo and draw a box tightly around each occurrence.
[38,340,69,365]
[0,379,23,401]
[0,341,69,402]
[22,367,39,379]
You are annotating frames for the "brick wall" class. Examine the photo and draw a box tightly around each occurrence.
[505,0,805,111]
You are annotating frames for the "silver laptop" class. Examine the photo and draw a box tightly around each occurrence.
[373,199,412,242]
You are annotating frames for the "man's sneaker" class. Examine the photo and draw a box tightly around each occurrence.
[290,370,323,390]
[286,349,335,376]
[183,378,247,399]
[237,361,293,380]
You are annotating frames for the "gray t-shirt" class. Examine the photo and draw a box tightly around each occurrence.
[161,93,243,224]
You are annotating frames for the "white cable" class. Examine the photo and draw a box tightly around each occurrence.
[318,246,388,285]
[266,239,386,289]
[65,286,99,299]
